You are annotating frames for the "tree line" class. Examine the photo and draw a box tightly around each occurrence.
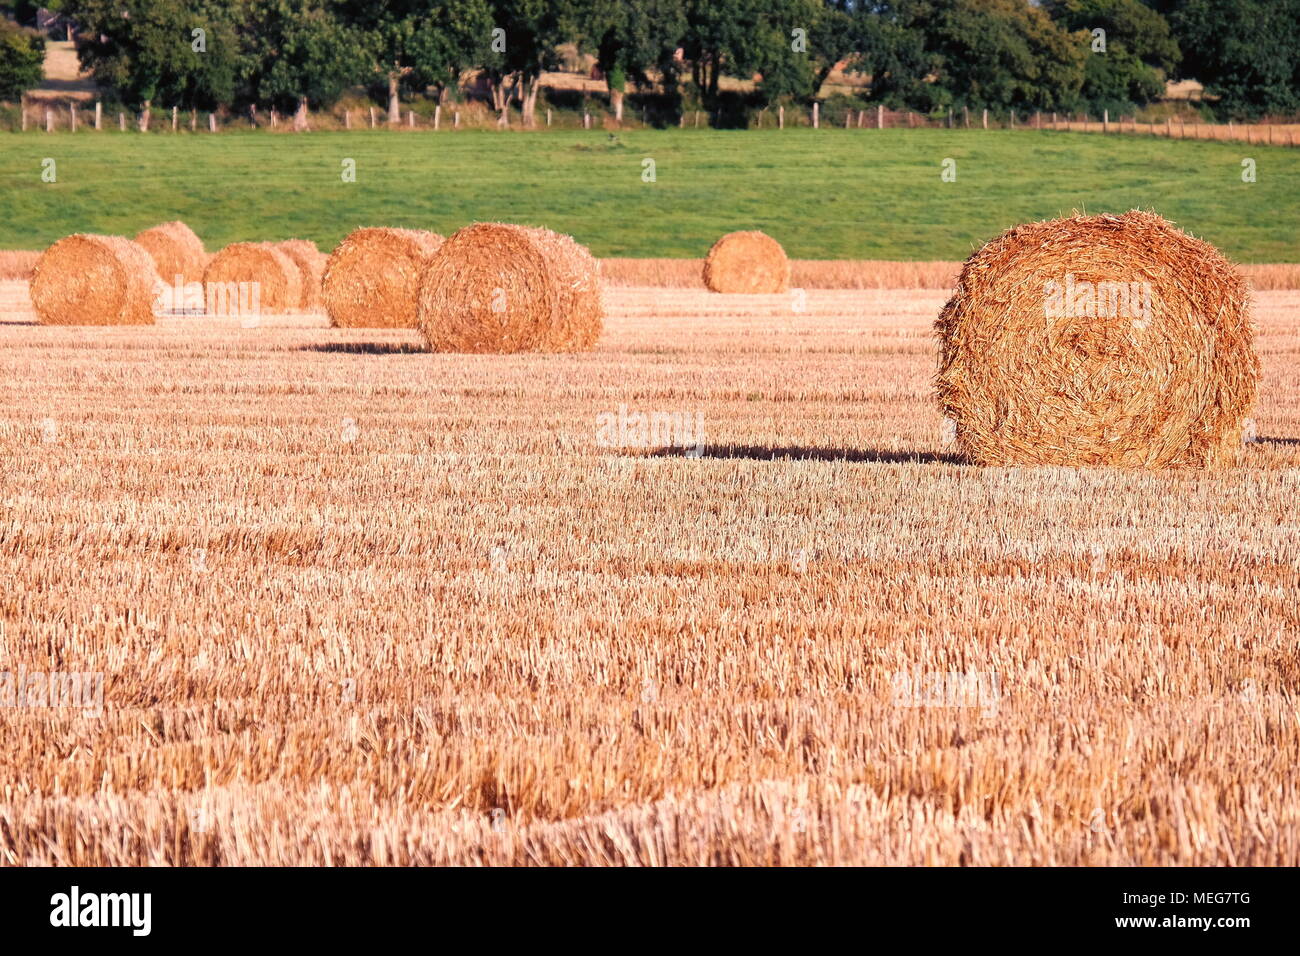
[2,1,1298,122]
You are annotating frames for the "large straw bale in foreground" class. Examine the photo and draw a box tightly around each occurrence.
[276,239,327,310]
[203,242,301,314]
[936,210,1258,468]
[321,228,444,328]
[30,234,158,325]
[417,222,603,353]
[134,221,207,285]
[702,230,790,294]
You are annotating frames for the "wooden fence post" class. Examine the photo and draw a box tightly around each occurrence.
[344,110,350,129]
[454,110,460,128]
[69,103,77,131]
[546,108,552,126]
[963,105,969,128]
[877,104,884,129]
[369,107,376,128]
[119,112,125,131]
[171,106,178,131]
[982,108,988,129]
[812,102,819,128]
[209,113,217,132]
[947,107,952,128]
[95,100,102,130]
[45,108,52,133]
[1103,109,1109,132]
[434,105,441,130]
[408,111,415,128]
[190,110,196,131]
[778,105,784,129]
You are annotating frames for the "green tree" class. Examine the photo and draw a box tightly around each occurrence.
[881,0,1086,113]
[1159,0,1300,118]
[486,0,580,126]
[0,17,43,101]
[1046,0,1178,112]
[583,0,686,121]
[238,0,369,125]
[66,0,241,112]
[338,0,494,123]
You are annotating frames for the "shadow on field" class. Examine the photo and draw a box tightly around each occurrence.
[299,342,426,355]
[648,444,963,465]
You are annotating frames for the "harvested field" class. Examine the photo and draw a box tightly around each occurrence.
[0,280,1299,865]
[4,252,1300,291]
[599,259,1300,292]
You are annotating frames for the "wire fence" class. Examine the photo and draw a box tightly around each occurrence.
[5,98,1299,147]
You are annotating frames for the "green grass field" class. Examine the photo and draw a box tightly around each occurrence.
[1,128,1296,260]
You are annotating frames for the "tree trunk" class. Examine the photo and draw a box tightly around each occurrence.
[523,77,541,127]
[294,96,309,132]
[139,100,151,132]
[611,88,624,123]
[387,72,400,124]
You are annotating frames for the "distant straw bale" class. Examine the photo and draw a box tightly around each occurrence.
[203,242,301,314]
[276,239,327,310]
[936,210,1258,468]
[321,228,444,328]
[416,222,603,353]
[702,231,790,294]
[134,221,206,285]
[30,234,157,325]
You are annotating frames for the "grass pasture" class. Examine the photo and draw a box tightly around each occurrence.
[0,129,1297,261]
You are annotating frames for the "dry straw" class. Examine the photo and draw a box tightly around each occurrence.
[417,222,603,353]
[702,231,790,293]
[276,239,327,310]
[30,234,158,325]
[936,210,1259,468]
[523,226,604,350]
[204,242,302,314]
[321,228,444,328]
[134,221,207,285]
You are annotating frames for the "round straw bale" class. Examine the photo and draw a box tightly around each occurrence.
[936,210,1258,468]
[702,230,790,294]
[521,226,604,351]
[321,227,444,328]
[417,223,604,353]
[203,242,301,314]
[134,220,206,285]
[30,234,158,325]
[276,239,326,310]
